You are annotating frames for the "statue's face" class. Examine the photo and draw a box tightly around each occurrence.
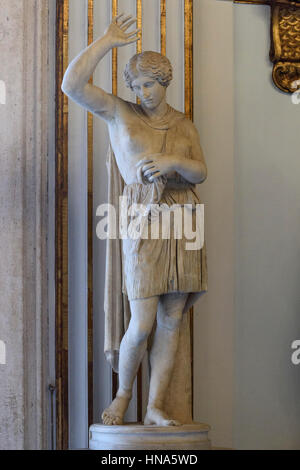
[131,74,166,110]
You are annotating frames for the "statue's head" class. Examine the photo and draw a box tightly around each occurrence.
[124,51,173,109]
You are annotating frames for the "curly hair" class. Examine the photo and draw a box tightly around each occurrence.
[123,51,173,89]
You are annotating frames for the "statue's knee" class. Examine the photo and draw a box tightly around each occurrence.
[157,310,183,331]
[128,322,151,346]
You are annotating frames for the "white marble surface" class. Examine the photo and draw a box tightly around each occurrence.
[89,423,211,450]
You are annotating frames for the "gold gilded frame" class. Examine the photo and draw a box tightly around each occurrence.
[233,0,300,93]
[87,0,94,429]
[55,0,69,451]
[55,0,195,448]
[184,0,194,419]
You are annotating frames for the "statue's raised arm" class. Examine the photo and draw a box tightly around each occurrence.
[61,14,140,122]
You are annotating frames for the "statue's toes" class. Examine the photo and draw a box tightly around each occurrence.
[112,416,122,425]
[102,416,109,425]
[104,416,113,425]
[168,419,181,427]
[102,410,113,425]
[162,418,181,426]
[102,410,122,425]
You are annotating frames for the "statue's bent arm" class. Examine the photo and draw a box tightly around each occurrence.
[168,121,207,184]
[61,14,140,122]
[184,120,207,184]
[136,120,207,185]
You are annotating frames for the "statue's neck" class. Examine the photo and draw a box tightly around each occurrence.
[140,99,169,121]
[131,102,175,131]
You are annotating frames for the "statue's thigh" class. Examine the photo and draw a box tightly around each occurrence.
[157,292,189,329]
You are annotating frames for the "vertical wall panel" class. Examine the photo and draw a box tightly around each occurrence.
[193,0,235,448]
[68,0,88,450]
[166,0,184,112]
[160,0,166,56]
[234,4,300,450]
[87,0,94,429]
[143,0,160,53]
[49,0,57,449]
[93,0,113,425]
[55,0,69,450]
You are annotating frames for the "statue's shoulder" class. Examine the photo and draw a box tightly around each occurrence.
[114,97,134,114]
[168,105,185,121]
[168,106,198,135]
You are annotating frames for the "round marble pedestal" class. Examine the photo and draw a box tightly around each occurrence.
[89,423,211,450]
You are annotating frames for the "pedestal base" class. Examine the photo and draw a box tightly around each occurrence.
[89,423,211,450]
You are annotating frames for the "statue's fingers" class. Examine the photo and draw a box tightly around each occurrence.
[144,167,157,177]
[113,13,124,23]
[149,171,161,181]
[119,15,133,26]
[126,37,140,45]
[122,18,137,31]
[142,163,156,172]
[127,28,141,38]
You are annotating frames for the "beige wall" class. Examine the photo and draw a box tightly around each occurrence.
[234,4,300,449]
[193,0,235,449]
[193,0,300,450]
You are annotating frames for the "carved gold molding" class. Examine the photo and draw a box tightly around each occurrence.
[271,4,300,92]
[234,0,300,93]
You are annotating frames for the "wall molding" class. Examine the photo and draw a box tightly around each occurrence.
[22,0,50,449]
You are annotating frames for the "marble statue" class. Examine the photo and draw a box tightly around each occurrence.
[62,13,207,428]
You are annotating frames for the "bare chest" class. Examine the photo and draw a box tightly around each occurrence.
[108,109,191,183]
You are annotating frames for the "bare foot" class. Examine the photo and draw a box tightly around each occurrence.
[144,407,181,426]
[101,395,131,425]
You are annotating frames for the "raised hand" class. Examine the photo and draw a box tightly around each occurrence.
[105,13,141,48]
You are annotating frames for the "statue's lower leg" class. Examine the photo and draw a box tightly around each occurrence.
[102,296,159,425]
[144,323,181,426]
[101,327,148,425]
[144,293,188,426]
